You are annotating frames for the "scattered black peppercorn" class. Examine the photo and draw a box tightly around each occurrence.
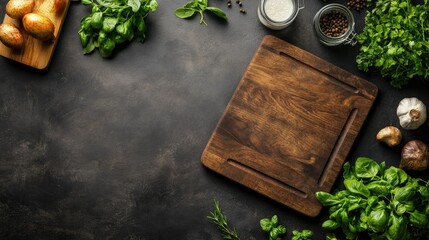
[227,0,246,15]
[347,0,366,11]
[319,11,349,37]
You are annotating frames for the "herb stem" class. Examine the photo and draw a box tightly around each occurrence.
[208,200,240,240]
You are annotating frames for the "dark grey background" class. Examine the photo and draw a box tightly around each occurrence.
[1,0,428,239]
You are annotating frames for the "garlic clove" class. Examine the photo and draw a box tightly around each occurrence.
[399,140,429,171]
[376,126,402,147]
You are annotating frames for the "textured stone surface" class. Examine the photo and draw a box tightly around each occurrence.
[0,1,428,239]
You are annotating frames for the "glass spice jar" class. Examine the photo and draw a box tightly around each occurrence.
[257,0,305,30]
[313,3,357,46]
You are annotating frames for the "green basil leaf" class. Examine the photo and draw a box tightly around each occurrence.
[91,12,103,29]
[302,229,313,237]
[344,179,370,198]
[260,218,272,232]
[366,180,390,196]
[393,185,416,202]
[368,208,389,232]
[270,215,278,226]
[149,0,158,11]
[342,161,354,180]
[83,37,96,54]
[409,210,428,227]
[78,30,90,48]
[386,214,407,240]
[276,225,287,234]
[395,167,408,184]
[175,8,196,19]
[316,192,339,206]
[340,210,349,225]
[322,219,340,230]
[383,167,400,186]
[269,228,279,239]
[206,7,228,21]
[355,157,380,178]
[81,0,93,5]
[326,233,338,240]
[102,17,118,33]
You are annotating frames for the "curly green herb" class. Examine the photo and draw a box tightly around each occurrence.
[356,0,429,88]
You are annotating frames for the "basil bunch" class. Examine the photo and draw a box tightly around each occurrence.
[78,0,158,58]
[260,215,287,240]
[175,0,227,26]
[316,157,429,239]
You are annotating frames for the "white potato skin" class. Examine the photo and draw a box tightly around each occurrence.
[22,13,55,41]
[6,0,35,19]
[0,23,24,49]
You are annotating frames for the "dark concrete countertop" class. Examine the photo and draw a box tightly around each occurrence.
[1,0,428,239]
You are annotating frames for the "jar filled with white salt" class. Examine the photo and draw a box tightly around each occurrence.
[257,0,305,30]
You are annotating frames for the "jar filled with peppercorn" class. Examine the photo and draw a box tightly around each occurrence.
[313,4,357,46]
[258,0,305,30]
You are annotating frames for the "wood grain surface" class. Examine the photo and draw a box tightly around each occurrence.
[201,35,378,217]
[0,0,70,70]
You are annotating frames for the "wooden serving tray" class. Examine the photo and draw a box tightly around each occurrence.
[201,35,377,217]
[0,0,70,70]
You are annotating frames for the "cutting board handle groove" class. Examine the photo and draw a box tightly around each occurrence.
[227,158,309,198]
[317,108,358,186]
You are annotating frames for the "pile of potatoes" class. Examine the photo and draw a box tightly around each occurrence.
[0,0,66,49]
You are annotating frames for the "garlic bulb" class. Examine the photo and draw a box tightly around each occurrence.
[400,140,429,171]
[396,97,427,130]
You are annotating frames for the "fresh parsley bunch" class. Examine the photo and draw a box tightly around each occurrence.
[356,0,429,88]
[79,0,158,58]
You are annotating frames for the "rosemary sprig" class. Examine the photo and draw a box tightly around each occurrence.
[207,199,240,240]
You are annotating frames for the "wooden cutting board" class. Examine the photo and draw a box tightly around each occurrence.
[201,35,378,217]
[0,0,70,70]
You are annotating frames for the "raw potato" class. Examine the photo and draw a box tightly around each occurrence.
[0,23,24,49]
[6,0,35,19]
[22,13,55,41]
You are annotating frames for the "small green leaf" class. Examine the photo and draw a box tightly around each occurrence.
[316,192,340,206]
[206,7,228,21]
[344,179,370,198]
[102,17,118,33]
[276,225,287,235]
[127,0,140,12]
[175,8,196,19]
[260,218,272,232]
[322,220,340,230]
[81,0,92,5]
[149,0,158,11]
[270,215,278,226]
[355,157,380,178]
[409,210,428,227]
[368,208,389,232]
